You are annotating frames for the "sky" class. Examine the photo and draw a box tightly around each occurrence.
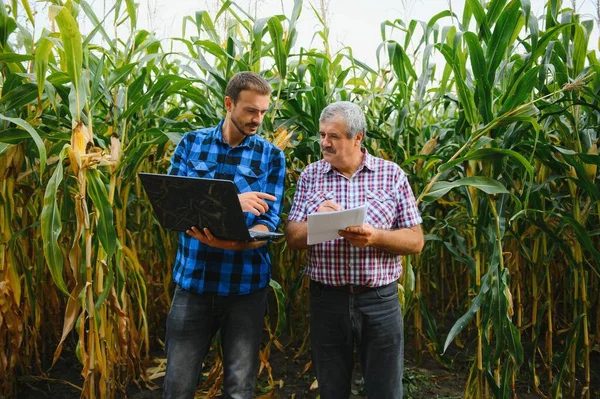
[25,0,599,66]
[133,0,599,65]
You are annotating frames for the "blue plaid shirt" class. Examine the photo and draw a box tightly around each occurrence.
[168,120,286,295]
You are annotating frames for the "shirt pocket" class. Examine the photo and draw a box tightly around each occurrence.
[187,160,217,178]
[234,165,265,193]
[366,189,397,228]
[306,191,335,215]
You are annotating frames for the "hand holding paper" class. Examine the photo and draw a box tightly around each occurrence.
[307,205,367,245]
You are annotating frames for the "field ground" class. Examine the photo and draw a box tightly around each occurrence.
[14,292,600,399]
[16,334,470,399]
[17,337,600,398]
[18,333,578,399]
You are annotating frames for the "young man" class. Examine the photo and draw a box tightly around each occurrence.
[285,101,424,398]
[163,72,286,399]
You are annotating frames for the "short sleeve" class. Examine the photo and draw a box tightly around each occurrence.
[287,170,310,222]
[395,172,422,228]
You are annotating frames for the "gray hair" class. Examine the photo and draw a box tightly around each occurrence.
[319,101,367,139]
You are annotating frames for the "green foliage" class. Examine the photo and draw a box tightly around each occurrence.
[0,0,598,397]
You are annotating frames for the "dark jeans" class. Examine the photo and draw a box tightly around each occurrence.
[310,280,404,399]
[163,285,267,399]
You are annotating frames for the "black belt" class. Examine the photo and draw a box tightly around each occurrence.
[311,280,375,294]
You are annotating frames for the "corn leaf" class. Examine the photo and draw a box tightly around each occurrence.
[444,266,494,353]
[463,32,492,123]
[269,279,287,337]
[194,10,219,43]
[436,43,479,126]
[486,0,522,84]
[466,0,491,41]
[423,177,509,202]
[559,215,600,277]
[79,0,114,49]
[487,0,509,26]
[86,169,116,260]
[551,315,583,398]
[125,0,136,29]
[499,65,541,114]
[0,1,17,47]
[52,5,84,119]
[0,83,37,109]
[0,52,32,62]
[572,24,587,76]
[0,114,46,175]
[439,147,533,179]
[267,17,287,78]
[252,17,270,69]
[34,36,54,99]
[40,145,68,294]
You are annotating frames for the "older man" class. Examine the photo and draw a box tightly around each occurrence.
[285,101,424,398]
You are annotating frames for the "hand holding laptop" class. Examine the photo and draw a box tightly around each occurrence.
[238,192,277,216]
[186,225,267,251]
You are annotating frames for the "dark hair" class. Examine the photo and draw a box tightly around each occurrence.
[225,72,271,103]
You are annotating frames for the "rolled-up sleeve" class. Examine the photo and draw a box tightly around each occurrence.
[168,133,190,176]
[255,149,286,231]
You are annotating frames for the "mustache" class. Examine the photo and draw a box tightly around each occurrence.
[247,123,259,128]
[322,146,336,154]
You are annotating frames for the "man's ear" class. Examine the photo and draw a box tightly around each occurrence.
[356,131,364,146]
[224,96,233,112]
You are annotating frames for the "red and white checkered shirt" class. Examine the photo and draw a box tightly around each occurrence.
[288,150,422,287]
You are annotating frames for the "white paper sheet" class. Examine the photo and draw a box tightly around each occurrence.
[307,205,367,245]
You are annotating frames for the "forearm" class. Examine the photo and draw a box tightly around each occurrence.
[284,221,309,249]
[187,225,266,251]
[372,225,424,255]
[232,240,265,251]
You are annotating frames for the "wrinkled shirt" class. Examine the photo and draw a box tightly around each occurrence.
[169,120,286,295]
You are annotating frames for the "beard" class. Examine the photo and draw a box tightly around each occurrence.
[231,114,260,137]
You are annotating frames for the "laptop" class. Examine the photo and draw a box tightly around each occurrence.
[139,172,283,242]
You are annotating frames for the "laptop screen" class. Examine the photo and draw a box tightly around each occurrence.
[139,173,254,241]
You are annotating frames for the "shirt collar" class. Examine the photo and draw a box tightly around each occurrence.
[363,150,377,171]
[321,148,375,174]
[214,119,256,149]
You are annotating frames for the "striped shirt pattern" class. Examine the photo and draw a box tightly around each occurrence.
[169,120,286,295]
[287,150,422,287]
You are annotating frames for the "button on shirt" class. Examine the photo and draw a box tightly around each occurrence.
[168,120,286,295]
[287,150,422,287]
